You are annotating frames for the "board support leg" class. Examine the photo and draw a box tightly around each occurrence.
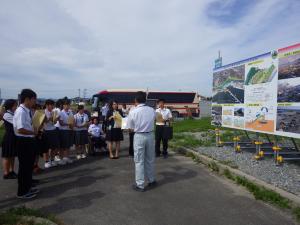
[273,136,282,166]
[254,133,264,160]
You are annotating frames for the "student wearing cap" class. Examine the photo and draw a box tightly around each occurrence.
[13,89,39,199]
[127,91,156,192]
[155,99,172,158]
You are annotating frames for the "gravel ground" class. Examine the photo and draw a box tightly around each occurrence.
[185,132,300,196]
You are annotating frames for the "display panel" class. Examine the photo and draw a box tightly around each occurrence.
[212,43,300,139]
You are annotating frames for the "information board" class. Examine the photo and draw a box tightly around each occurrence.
[212,43,300,139]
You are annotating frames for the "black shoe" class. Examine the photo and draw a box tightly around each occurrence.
[3,174,13,179]
[147,181,158,189]
[163,154,168,159]
[30,187,40,195]
[132,185,145,192]
[9,171,18,179]
[17,192,37,199]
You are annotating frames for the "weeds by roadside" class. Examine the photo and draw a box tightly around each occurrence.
[0,206,63,225]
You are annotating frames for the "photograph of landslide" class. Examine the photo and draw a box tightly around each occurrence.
[276,106,300,134]
[278,51,300,80]
[277,78,300,102]
[212,64,245,104]
[211,106,222,126]
[245,63,277,85]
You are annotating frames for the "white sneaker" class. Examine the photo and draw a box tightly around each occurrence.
[44,162,52,169]
[63,157,73,164]
[58,159,66,165]
[51,160,58,167]
[54,156,61,162]
[81,154,87,159]
[76,154,82,160]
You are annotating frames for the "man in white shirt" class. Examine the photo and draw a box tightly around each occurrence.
[127,92,156,192]
[13,89,39,199]
[155,99,172,158]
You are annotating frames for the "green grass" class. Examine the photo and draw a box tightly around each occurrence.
[235,176,291,209]
[0,206,63,225]
[173,117,214,133]
[170,134,212,149]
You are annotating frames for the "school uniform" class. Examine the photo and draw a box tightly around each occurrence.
[105,109,124,142]
[13,104,36,196]
[43,109,60,150]
[155,108,172,157]
[88,123,107,148]
[127,104,156,189]
[59,109,74,149]
[1,111,17,158]
[74,112,89,145]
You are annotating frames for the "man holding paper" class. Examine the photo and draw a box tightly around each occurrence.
[155,99,172,158]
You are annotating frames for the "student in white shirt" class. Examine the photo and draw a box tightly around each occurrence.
[1,99,18,179]
[58,99,74,165]
[88,117,107,152]
[155,99,172,158]
[13,89,39,199]
[53,99,63,162]
[127,91,156,192]
[43,99,60,169]
[74,105,89,159]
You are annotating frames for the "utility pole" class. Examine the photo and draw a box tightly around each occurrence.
[0,88,1,100]
[78,88,81,99]
[83,89,87,99]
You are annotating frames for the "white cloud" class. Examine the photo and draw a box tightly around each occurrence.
[0,0,299,99]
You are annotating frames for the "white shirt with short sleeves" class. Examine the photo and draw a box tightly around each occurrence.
[3,111,14,124]
[44,109,56,131]
[156,108,172,125]
[74,113,89,131]
[88,124,103,137]
[127,104,155,133]
[13,104,34,137]
[54,108,61,128]
[59,109,73,130]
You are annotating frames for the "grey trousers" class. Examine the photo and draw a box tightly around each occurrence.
[134,132,155,188]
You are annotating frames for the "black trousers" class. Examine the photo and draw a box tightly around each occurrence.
[155,125,169,156]
[17,137,36,196]
[129,132,135,156]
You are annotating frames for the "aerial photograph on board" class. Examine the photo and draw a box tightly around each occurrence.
[278,51,300,80]
[277,78,300,102]
[212,65,245,104]
[276,106,300,134]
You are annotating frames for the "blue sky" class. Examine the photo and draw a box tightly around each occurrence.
[0,0,299,99]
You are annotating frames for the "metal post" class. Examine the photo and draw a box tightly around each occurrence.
[273,135,282,166]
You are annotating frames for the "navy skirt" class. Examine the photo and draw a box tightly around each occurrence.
[59,130,74,149]
[74,130,88,145]
[44,129,60,150]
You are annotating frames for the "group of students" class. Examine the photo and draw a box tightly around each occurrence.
[0,89,174,198]
[0,89,107,199]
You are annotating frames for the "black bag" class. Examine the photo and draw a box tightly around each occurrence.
[163,125,173,140]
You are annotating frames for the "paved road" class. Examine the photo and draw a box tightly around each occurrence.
[0,136,297,225]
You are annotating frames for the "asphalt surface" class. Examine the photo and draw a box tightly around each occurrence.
[0,135,297,225]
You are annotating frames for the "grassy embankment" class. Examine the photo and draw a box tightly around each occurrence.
[0,206,64,225]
